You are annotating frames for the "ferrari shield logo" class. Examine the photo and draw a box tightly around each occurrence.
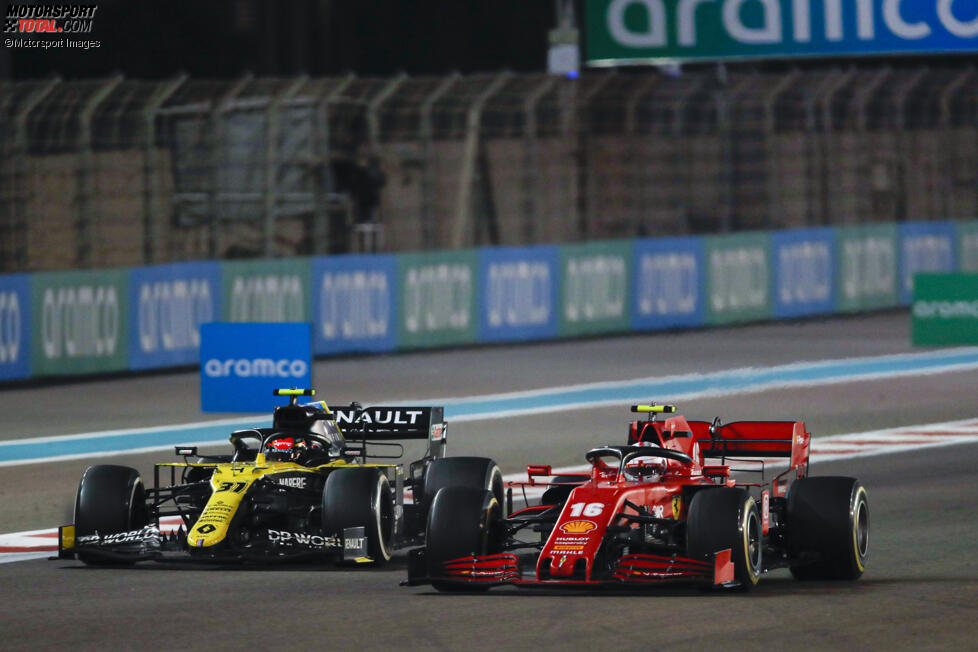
[672,495,682,519]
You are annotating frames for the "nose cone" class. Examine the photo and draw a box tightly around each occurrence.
[548,554,588,580]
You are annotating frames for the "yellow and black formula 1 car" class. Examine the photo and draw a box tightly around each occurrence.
[57,389,503,566]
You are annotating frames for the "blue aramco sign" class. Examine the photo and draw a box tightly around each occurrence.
[200,322,312,412]
[0,274,30,381]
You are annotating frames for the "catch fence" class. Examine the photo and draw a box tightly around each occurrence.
[1,64,976,273]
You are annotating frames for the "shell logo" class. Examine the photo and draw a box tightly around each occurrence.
[560,520,597,534]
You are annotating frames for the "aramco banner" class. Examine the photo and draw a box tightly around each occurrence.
[586,0,978,65]
[200,322,312,412]
[912,274,978,346]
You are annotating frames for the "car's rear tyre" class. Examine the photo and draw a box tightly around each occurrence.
[423,457,503,509]
[322,468,394,564]
[686,488,762,590]
[787,476,869,580]
[74,465,149,566]
[426,486,502,592]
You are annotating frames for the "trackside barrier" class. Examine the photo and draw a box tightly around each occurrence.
[631,236,704,331]
[0,275,30,381]
[478,245,559,342]
[398,250,478,349]
[560,240,631,337]
[129,262,221,370]
[0,220,975,381]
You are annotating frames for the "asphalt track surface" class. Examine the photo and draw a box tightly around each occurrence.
[2,312,978,651]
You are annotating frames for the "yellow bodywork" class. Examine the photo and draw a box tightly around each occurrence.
[159,454,393,549]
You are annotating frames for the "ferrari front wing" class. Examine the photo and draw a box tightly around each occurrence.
[405,548,735,588]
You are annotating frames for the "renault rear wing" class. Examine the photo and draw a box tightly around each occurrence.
[333,406,445,441]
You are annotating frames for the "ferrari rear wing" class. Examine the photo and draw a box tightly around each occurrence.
[688,420,810,468]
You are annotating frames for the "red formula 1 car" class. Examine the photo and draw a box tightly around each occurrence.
[406,404,869,591]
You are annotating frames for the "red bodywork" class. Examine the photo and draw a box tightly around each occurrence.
[433,413,809,588]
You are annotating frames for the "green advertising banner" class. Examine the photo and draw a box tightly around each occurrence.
[912,273,978,346]
[705,232,772,325]
[559,240,632,336]
[31,269,129,376]
[585,0,978,66]
[398,250,478,349]
[221,258,311,322]
[956,221,978,272]
[836,224,899,312]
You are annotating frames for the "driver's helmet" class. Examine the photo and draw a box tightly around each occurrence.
[264,436,323,464]
[624,441,666,481]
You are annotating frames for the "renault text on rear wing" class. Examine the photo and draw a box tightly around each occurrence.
[331,406,446,442]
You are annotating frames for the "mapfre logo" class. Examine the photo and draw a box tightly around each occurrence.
[203,358,308,378]
[560,520,597,534]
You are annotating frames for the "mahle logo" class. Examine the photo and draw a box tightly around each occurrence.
[203,358,309,378]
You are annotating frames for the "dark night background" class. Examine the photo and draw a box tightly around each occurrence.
[1,0,565,79]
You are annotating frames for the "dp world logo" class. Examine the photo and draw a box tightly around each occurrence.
[200,322,312,412]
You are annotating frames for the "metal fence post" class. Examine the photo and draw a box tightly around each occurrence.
[452,70,512,248]
[714,72,734,233]
[939,66,974,220]
[141,74,186,265]
[763,70,800,228]
[264,76,307,258]
[367,72,408,152]
[522,75,557,244]
[419,73,458,250]
[9,77,59,271]
[625,74,658,235]
[311,74,356,255]
[803,69,840,225]
[818,67,856,224]
[854,67,890,223]
[576,71,616,239]
[892,67,928,221]
[672,76,702,234]
[208,74,251,258]
[77,74,123,267]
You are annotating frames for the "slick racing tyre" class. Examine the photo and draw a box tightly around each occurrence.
[426,486,502,592]
[422,457,503,510]
[787,476,869,580]
[74,465,149,566]
[322,468,395,564]
[686,488,762,590]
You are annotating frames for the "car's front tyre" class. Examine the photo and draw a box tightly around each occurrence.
[321,468,394,564]
[425,486,502,592]
[74,464,149,566]
[686,487,762,590]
